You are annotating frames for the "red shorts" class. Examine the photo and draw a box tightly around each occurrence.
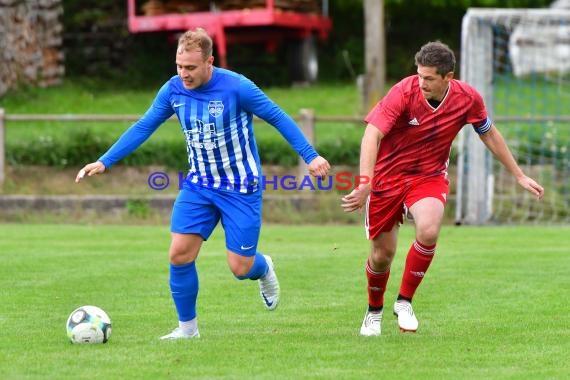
[365,175,449,239]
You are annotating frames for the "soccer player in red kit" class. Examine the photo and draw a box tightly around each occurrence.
[341,41,544,336]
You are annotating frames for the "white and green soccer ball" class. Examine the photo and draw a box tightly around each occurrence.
[66,305,112,344]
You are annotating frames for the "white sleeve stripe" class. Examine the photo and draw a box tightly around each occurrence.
[472,118,492,135]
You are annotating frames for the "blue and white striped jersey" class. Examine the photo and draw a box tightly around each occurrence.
[98,67,318,193]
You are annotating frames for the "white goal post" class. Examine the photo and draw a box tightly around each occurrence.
[457,8,570,224]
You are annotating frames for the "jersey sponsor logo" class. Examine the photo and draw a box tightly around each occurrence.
[195,119,216,134]
[208,100,224,117]
[189,140,218,150]
[183,120,220,151]
[408,117,420,126]
[173,102,185,108]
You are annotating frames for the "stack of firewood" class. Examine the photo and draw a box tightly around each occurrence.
[0,0,64,96]
[142,0,210,15]
[222,0,320,12]
[140,0,320,15]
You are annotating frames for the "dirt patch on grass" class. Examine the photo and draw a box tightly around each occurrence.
[1,164,361,196]
[2,165,180,196]
[0,165,365,224]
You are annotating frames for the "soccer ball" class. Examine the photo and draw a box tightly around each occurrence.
[66,305,112,344]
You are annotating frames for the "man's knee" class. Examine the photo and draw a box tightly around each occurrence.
[227,252,255,277]
[415,223,440,245]
[169,233,201,265]
[169,247,192,265]
[370,246,396,270]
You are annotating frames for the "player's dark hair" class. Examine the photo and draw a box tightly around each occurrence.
[414,41,456,77]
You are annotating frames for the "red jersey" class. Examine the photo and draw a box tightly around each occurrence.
[365,75,488,181]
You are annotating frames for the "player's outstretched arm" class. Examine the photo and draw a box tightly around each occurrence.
[307,156,330,179]
[75,161,106,183]
[341,124,383,213]
[479,124,544,200]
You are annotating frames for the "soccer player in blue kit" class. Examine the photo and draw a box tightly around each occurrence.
[75,27,330,339]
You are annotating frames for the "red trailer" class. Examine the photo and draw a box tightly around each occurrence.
[127,0,332,82]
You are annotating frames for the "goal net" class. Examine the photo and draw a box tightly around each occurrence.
[457,8,570,224]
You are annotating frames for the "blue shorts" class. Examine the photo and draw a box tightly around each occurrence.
[171,186,262,256]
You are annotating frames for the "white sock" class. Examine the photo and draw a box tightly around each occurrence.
[179,318,197,334]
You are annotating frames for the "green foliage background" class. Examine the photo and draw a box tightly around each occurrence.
[61,0,553,87]
[1,0,561,168]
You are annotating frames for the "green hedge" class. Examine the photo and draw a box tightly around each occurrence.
[8,128,508,170]
[6,129,361,168]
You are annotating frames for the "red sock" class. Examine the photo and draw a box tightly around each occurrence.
[366,259,390,309]
[399,240,436,300]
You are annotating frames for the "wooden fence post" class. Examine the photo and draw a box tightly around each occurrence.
[0,108,5,187]
[298,108,315,178]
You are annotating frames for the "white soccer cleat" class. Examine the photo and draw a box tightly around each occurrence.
[360,310,383,336]
[259,255,280,310]
[393,300,419,332]
[159,327,200,340]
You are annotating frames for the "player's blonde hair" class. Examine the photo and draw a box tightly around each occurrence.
[177,27,213,61]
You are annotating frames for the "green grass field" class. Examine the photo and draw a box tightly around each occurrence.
[1,224,568,379]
